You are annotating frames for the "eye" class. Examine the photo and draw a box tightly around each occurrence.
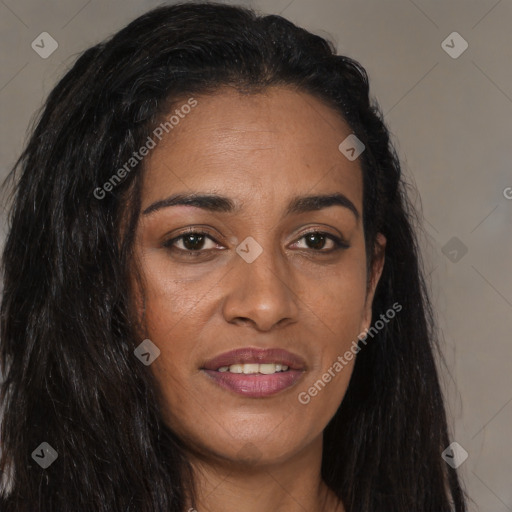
[163,228,349,258]
[292,231,349,252]
[163,229,221,255]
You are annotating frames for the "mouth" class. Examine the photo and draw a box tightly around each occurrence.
[201,347,306,398]
[216,362,291,374]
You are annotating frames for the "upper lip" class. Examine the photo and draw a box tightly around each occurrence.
[202,347,306,371]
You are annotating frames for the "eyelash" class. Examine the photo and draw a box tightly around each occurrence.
[163,228,349,257]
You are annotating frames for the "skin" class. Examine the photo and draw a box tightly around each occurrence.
[131,86,386,512]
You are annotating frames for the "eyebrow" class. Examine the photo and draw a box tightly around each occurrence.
[142,192,359,220]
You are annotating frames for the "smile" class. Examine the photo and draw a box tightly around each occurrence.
[217,363,289,374]
[201,347,306,397]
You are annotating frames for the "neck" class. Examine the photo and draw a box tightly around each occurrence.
[183,435,344,512]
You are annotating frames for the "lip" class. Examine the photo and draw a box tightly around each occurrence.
[201,347,307,398]
[202,347,306,371]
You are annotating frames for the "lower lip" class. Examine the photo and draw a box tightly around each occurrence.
[202,369,304,397]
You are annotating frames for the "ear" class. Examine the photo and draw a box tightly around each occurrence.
[360,232,386,333]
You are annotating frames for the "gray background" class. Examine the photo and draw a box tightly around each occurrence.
[1,1,511,510]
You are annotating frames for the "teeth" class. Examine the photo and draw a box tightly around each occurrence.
[259,363,277,374]
[216,363,291,374]
[242,363,260,374]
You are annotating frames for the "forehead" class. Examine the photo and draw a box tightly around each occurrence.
[141,86,363,211]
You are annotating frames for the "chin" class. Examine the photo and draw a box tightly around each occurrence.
[184,428,305,466]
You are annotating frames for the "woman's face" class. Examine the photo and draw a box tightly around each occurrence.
[132,86,385,466]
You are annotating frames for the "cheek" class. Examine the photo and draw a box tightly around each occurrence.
[140,272,213,442]
[138,247,222,327]
[305,253,368,340]
[295,254,368,410]
[132,251,221,399]
[140,267,215,375]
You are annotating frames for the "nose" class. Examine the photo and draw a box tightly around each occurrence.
[222,241,300,332]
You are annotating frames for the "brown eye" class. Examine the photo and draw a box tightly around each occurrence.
[164,230,219,254]
[294,231,349,252]
[305,232,327,250]
[181,233,206,251]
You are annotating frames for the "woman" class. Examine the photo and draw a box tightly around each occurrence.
[0,2,468,511]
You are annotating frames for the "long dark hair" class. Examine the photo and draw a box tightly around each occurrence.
[0,2,467,510]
